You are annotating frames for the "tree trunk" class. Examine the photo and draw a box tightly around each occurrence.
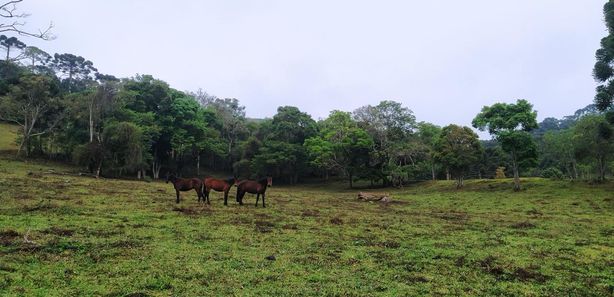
[512,152,520,191]
[431,164,436,181]
[95,160,102,178]
[456,176,464,189]
[89,101,94,143]
[598,155,606,182]
[196,155,201,176]
[349,172,353,189]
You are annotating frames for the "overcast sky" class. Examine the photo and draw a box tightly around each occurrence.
[17,0,607,127]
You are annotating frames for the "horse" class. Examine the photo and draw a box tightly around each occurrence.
[236,177,272,208]
[203,177,237,205]
[166,174,205,204]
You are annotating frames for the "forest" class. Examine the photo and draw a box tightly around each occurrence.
[1,37,613,190]
[0,1,613,191]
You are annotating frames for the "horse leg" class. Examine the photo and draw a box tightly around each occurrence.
[176,190,180,204]
[206,189,210,205]
[223,190,228,206]
[255,193,260,207]
[195,188,202,203]
[262,192,266,208]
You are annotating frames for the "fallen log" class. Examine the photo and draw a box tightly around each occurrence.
[357,192,391,203]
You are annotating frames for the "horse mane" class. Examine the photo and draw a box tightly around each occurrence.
[257,177,268,184]
[226,177,236,184]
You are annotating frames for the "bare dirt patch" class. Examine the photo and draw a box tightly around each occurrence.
[43,227,74,237]
[301,209,320,217]
[0,230,19,246]
[510,221,536,229]
[330,217,343,225]
[254,221,275,233]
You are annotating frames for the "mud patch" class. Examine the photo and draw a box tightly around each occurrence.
[254,221,275,233]
[432,211,469,222]
[0,230,19,246]
[512,266,548,283]
[478,255,505,277]
[282,224,298,230]
[301,209,320,217]
[330,217,343,225]
[43,227,74,237]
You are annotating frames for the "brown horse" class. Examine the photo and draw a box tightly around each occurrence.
[203,177,236,205]
[236,177,272,207]
[166,174,204,204]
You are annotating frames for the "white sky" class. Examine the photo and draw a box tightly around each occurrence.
[16,0,607,128]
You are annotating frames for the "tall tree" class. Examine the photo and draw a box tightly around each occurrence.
[52,53,97,93]
[253,106,317,183]
[594,1,614,115]
[304,110,373,187]
[541,130,578,179]
[417,122,442,180]
[433,125,482,188]
[0,34,25,61]
[354,100,416,186]
[573,115,614,181]
[472,99,538,191]
[0,73,61,156]
[22,46,50,67]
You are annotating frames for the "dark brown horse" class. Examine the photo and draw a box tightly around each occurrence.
[236,177,272,207]
[203,177,236,205]
[166,174,204,204]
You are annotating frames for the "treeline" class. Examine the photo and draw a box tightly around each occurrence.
[0,36,613,189]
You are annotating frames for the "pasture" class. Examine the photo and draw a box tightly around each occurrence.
[0,126,612,296]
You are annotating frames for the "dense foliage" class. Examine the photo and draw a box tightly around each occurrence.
[2,0,614,188]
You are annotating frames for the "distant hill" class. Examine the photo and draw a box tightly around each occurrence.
[533,104,599,138]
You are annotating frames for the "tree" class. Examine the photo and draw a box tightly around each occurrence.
[0,34,25,61]
[353,100,416,186]
[573,115,614,181]
[541,129,578,179]
[253,106,317,184]
[417,122,442,180]
[52,53,97,93]
[22,45,50,67]
[472,99,538,191]
[88,81,118,143]
[593,1,614,114]
[433,125,482,188]
[0,0,53,39]
[0,73,61,156]
[202,97,248,170]
[304,110,373,187]
[102,122,145,176]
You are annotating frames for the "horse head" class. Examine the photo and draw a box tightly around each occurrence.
[267,176,273,187]
[166,173,176,184]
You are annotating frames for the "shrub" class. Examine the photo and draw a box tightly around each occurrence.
[542,167,564,180]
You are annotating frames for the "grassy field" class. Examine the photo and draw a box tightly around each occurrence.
[0,127,613,296]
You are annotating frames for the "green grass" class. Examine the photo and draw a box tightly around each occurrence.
[0,125,612,296]
[0,123,18,153]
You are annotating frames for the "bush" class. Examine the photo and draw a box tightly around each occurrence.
[495,167,506,179]
[542,167,564,180]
